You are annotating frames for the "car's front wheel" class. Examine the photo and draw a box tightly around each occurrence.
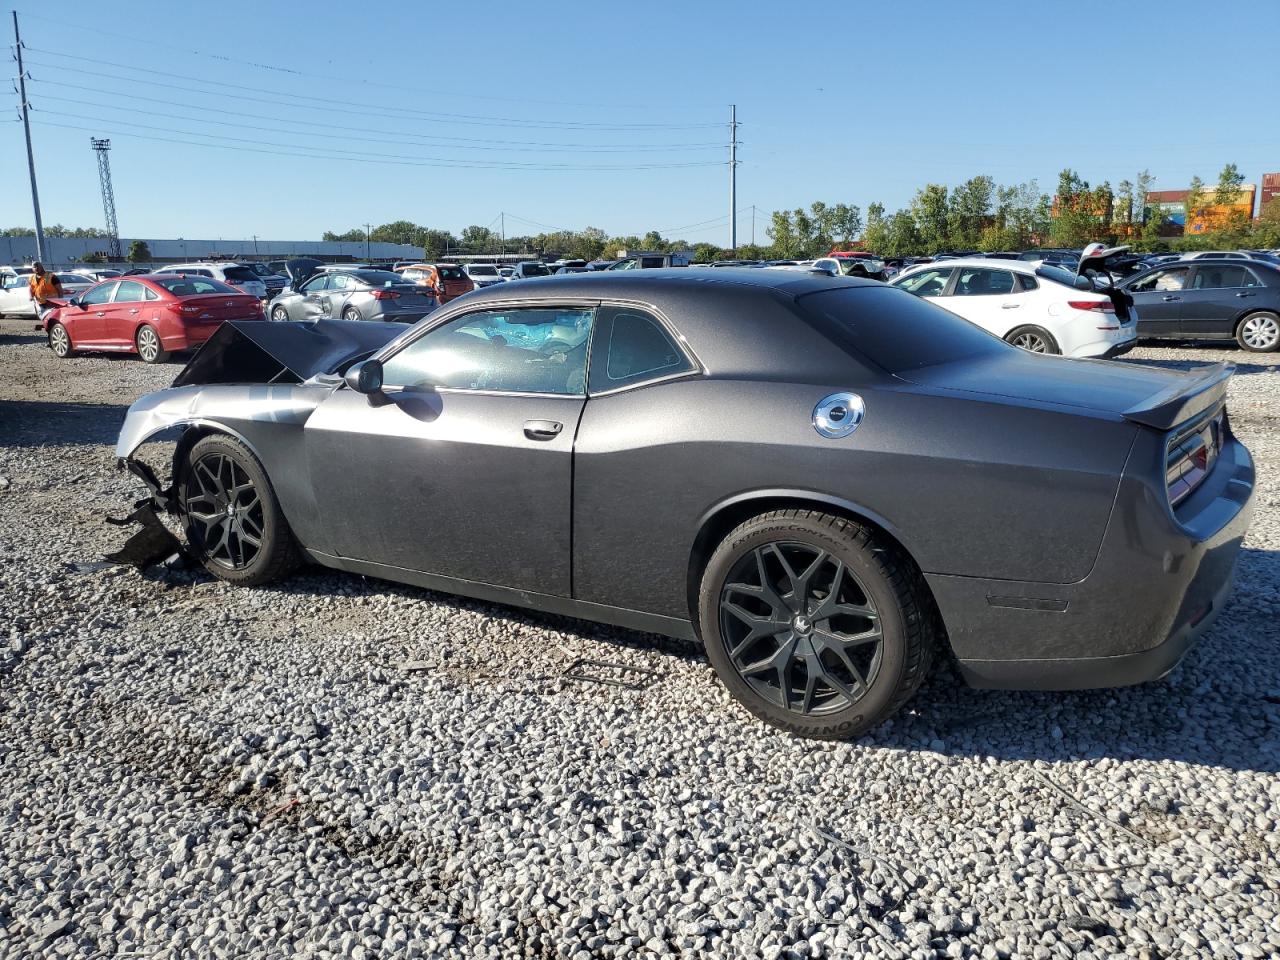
[48,322,73,358]
[1005,325,1060,355]
[699,509,936,740]
[178,434,302,586]
[270,305,289,322]
[1236,311,1280,352]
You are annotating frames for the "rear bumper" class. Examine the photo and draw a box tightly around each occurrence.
[934,435,1254,690]
[1067,325,1138,359]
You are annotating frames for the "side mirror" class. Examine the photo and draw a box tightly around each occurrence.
[344,358,383,395]
[70,296,84,308]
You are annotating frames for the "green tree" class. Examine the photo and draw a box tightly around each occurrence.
[946,175,995,250]
[1114,180,1134,231]
[767,210,799,258]
[459,225,497,252]
[1,227,35,237]
[322,228,366,243]
[127,240,152,262]
[882,209,923,257]
[1184,175,1208,234]
[911,184,949,253]
[862,202,888,253]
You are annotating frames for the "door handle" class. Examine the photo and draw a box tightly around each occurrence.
[1161,295,1181,301]
[129,308,139,314]
[95,311,106,316]
[523,419,563,441]
[1000,302,1020,309]
[1235,292,1256,298]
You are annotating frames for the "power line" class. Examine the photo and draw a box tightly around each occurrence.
[21,48,724,130]
[13,11,722,111]
[27,119,727,172]
[27,86,725,154]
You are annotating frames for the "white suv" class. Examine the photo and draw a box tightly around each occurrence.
[159,262,267,299]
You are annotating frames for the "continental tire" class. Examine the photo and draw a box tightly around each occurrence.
[699,509,936,740]
[177,433,303,587]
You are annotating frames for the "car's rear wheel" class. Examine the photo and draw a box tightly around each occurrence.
[1236,311,1280,352]
[1005,325,1060,355]
[699,509,936,740]
[270,305,289,322]
[135,324,169,364]
[178,434,302,586]
[341,305,362,322]
[48,322,73,358]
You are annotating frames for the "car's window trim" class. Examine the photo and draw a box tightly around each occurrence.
[370,296,704,399]
[585,302,702,397]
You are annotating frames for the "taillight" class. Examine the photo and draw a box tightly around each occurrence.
[169,301,202,315]
[1166,406,1225,508]
[1067,300,1115,313]
[370,289,401,300]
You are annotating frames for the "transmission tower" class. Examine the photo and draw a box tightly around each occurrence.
[90,138,122,259]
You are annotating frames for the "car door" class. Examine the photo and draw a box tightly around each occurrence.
[104,279,149,347]
[68,281,118,342]
[303,302,596,596]
[295,274,330,320]
[1124,267,1189,338]
[1179,264,1260,339]
[943,267,1018,335]
[0,274,31,314]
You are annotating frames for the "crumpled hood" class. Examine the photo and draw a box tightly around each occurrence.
[173,319,407,387]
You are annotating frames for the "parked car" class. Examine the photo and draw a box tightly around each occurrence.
[266,268,437,323]
[114,269,1254,739]
[607,252,691,270]
[509,261,554,280]
[76,268,123,281]
[43,274,263,363]
[395,263,475,303]
[162,262,268,300]
[244,262,289,299]
[462,263,506,288]
[499,267,515,279]
[1120,258,1280,352]
[890,257,1136,357]
[0,271,94,318]
[813,256,887,281]
[1179,251,1275,262]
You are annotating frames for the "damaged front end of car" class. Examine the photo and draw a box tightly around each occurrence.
[115,318,407,513]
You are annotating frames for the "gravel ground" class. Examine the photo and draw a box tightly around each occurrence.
[1,319,1278,960]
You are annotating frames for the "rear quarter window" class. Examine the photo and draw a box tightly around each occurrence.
[799,286,1010,373]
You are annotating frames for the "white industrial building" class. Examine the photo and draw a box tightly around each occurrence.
[2,235,422,267]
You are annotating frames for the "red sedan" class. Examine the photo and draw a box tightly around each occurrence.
[44,274,264,363]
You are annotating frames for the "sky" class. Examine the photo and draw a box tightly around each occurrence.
[4,0,1279,247]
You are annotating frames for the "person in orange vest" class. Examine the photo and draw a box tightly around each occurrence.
[28,263,63,323]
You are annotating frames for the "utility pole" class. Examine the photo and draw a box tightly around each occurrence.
[13,13,46,264]
[90,138,122,260]
[751,205,756,247]
[363,222,372,260]
[252,234,259,256]
[728,105,739,252]
[500,212,506,256]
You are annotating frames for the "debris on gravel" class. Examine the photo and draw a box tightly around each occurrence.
[1,322,1278,959]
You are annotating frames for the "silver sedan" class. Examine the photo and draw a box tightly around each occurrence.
[266,269,438,323]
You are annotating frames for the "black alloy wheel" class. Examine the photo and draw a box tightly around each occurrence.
[179,434,301,585]
[182,450,266,571]
[719,542,882,716]
[700,509,936,740]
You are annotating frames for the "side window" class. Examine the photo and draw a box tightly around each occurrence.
[589,306,695,393]
[81,282,117,306]
[144,286,159,301]
[1193,266,1250,290]
[1017,273,1039,291]
[1131,268,1188,293]
[330,274,351,291]
[954,268,1015,296]
[898,268,952,297]
[112,280,147,303]
[381,307,594,395]
[300,275,328,293]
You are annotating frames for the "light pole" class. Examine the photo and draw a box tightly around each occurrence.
[364,223,372,261]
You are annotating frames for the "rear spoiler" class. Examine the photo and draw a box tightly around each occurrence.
[1123,362,1233,431]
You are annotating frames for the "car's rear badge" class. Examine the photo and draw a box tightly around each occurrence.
[813,392,865,439]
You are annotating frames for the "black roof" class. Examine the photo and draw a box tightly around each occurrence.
[461,267,878,305]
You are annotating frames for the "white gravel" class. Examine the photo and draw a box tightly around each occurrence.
[1,320,1278,959]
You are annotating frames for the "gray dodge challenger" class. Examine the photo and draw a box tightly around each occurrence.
[115,269,1255,739]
